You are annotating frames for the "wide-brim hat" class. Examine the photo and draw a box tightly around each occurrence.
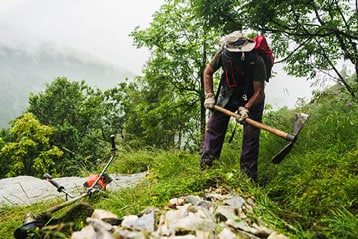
[222,31,256,52]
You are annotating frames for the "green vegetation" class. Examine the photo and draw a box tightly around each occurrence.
[1,85,357,238]
[192,0,357,97]
[1,113,62,177]
[0,1,356,238]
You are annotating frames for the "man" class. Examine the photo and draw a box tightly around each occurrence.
[200,31,267,181]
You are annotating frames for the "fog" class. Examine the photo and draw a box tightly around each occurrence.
[0,0,164,74]
[0,0,318,109]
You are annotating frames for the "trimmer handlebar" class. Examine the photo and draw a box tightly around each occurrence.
[110,134,117,151]
[43,173,74,198]
[43,173,61,191]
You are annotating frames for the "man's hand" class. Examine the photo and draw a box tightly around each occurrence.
[204,93,215,109]
[236,106,249,123]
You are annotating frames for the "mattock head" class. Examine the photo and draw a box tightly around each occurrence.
[272,113,309,164]
[293,113,309,136]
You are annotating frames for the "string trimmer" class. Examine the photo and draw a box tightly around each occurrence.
[14,135,118,239]
[213,105,309,163]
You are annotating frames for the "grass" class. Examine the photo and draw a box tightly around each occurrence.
[2,87,357,239]
[2,140,357,238]
[1,149,304,239]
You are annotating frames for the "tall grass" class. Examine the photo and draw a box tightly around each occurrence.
[262,91,358,238]
[1,87,357,239]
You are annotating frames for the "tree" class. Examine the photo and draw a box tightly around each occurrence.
[192,0,357,97]
[0,132,8,177]
[130,0,222,149]
[0,113,63,178]
[28,77,122,175]
[101,82,146,148]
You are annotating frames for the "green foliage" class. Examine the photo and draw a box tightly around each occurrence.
[109,149,155,174]
[321,207,358,239]
[94,149,262,218]
[130,0,222,149]
[2,97,357,237]
[0,113,63,178]
[191,0,241,32]
[192,0,357,97]
[27,77,120,176]
[1,1,357,237]
[265,89,358,237]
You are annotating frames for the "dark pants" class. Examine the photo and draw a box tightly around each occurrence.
[201,97,264,181]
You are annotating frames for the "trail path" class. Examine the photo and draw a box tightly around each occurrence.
[0,173,146,206]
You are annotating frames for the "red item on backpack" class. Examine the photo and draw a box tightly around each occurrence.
[252,36,274,81]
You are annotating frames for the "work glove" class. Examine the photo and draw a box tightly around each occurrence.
[236,106,249,124]
[204,93,215,109]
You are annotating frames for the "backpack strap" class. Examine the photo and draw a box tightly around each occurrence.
[242,52,256,101]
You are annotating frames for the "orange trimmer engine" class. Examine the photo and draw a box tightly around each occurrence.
[83,173,113,190]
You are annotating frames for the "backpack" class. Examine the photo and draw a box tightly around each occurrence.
[252,35,274,82]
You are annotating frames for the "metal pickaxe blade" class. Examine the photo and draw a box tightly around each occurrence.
[213,105,309,163]
[271,113,309,164]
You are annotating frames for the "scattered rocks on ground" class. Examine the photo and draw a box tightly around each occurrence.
[70,187,289,239]
[5,175,289,238]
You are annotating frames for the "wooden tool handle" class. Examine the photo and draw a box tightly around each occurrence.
[213,105,295,141]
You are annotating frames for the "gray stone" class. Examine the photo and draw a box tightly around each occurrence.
[218,228,237,239]
[215,205,240,222]
[0,173,146,206]
[71,225,96,239]
[121,215,139,229]
[223,193,245,208]
[136,208,156,232]
[183,195,201,205]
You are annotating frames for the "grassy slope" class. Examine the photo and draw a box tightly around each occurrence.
[1,88,357,239]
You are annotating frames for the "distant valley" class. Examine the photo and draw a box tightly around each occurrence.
[0,44,135,128]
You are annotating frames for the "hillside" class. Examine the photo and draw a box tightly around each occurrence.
[1,81,357,238]
[0,44,135,128]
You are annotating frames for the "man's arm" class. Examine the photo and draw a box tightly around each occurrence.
[203,64,215,95]
[203,50,222,95]
[244,54,266,110]
[244,80,265,110]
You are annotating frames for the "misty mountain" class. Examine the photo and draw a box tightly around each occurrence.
[0,44,135,128]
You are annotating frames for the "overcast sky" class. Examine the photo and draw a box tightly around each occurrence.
[0,0,318,109]
[0,0,164,74]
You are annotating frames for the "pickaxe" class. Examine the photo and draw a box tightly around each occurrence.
[213,105,309,163]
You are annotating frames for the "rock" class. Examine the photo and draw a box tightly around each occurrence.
[223,193,245,208]
[92,209,119,220]
[215,205,240,222]
[183,195,201,205]
[71,225,96,239]
[268,232,290,239]
[134,208,156,232]
[121,215,139,229]
[252,224,272,237]
[36,187,291,239]
[218,228,238,239]
[168,197,185,208]
[0,173,146,206]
